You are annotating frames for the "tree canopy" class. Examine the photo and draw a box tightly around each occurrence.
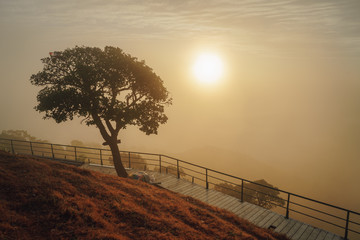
[0,130,47,142]
[215,179,285,209]
[30,46,172,177]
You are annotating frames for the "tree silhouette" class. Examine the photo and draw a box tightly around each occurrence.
[0,130,46,142]
[215,179,285,209]
[30,46,172,177]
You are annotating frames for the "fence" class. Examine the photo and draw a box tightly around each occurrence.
[0,138,359,239]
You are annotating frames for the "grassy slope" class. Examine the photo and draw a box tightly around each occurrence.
[0,151,288,240]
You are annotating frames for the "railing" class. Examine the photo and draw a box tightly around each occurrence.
[1,138,359,239]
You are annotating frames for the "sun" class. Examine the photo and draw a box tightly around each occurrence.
[192,53,224,85]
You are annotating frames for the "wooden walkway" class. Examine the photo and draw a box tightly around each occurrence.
[83,165,344,240]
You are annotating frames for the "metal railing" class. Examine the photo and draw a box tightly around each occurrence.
[1,138,359,239]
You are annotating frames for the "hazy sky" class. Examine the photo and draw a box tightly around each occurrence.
[1,0,360,207]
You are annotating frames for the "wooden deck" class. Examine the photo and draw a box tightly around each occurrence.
[83,164,344,240]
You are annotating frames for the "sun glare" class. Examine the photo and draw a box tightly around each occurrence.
[193,53,224,85]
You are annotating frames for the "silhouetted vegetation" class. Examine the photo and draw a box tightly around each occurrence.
[0,130,49,154]
[215,179,285,209]
[30,46,172,177]
[0,129,47,142]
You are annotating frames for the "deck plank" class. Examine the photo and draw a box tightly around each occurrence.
[226,201,246,214]
[237,203,257,216]
[323,232,335,240]
[248,208,269,223]
[159,177,182,187]
[315,230,327,240]
[200,189,225,203]
[256,210,275,226]
[248,208,268,223]
[186,186,208,199]
[167,183,191,193]
[200,189,223,204]
[307,228,321,240]
[208,191,228,205]
[262,213,282,229]
[238,204,258,218]
[331,235,342,240]
[157,175,177,183]
[180,185,201,196]
[194,190,226,206]
[298,226,315,240]
[243,206,264,221]
[291,224,309,240]
[234,202,252,215]
[277,219,297,235]
[170,181,194,192]
[186,188,212,202]
[271,215,288,229]
[287,222,304,238]
[221,195,239,207]
[212,194,237,209]
[197,191,219,203]
[161,180,186,190]
[179,184,203,195]
[222,197,242,211]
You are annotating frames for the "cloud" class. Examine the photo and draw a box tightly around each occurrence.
[1,0,359,56]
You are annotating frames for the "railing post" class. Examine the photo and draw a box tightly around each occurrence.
[30,142,34,156]
[74,146,77,161]
[51,144,55,159]
[177,160,180,179]
[241,179,244,202]
[206,168,209,189]
[159,155,162,173]
[345,211,350,240]
[100,149,103,166]
[10,140,15,154]
[128,152,131,168]
[286,193,291,219]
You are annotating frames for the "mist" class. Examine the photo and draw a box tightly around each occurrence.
[1,0,360,214]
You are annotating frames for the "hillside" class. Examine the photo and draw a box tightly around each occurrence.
[0,151,288,240]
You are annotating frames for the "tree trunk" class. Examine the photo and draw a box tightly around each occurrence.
[109,140,128,178]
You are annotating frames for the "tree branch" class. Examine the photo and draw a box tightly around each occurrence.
[105,119,115,135]
[125,92,145,110]
[91,112,110,142]
[119,86,131,92]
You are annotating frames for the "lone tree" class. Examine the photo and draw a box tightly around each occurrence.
[30,46,172,177]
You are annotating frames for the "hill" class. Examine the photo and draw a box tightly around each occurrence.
[0,151,288,240]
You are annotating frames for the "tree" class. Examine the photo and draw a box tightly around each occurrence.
[0,129,48,153]
[214,179,285,209]
[0,129,46,142]
[30,46,172,177]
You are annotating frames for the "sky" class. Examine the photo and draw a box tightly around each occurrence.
[1,0,360,209]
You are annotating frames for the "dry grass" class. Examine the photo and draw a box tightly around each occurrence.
[0,151,288,240]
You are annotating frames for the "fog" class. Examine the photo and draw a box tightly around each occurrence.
[1,0,359,213]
